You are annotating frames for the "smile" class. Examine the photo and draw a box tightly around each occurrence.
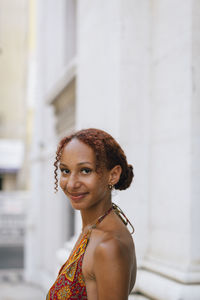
[68,192,89,201]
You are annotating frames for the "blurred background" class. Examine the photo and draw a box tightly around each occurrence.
[0,0,200,299]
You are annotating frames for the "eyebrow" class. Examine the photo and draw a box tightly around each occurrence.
[59,162,93,167]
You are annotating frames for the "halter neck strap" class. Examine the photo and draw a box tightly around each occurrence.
[90,205,113,230]
[85,203,134,235]
[112,203,135,234]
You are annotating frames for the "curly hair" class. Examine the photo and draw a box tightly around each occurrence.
[54,128,134,192]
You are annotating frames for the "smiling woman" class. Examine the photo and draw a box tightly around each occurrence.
[46,128,136,300]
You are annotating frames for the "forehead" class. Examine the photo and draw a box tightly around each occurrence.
[60,139,95,163]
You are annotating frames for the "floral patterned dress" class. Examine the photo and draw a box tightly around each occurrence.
[46,232,90,300]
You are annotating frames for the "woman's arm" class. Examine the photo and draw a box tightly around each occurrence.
[93,238,135,300]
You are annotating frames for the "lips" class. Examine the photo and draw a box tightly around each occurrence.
[68,192,89,202]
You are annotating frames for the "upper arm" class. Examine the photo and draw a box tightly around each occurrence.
[93,238,133,300]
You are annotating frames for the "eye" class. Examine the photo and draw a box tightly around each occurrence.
[60,168,70,175]
[81,168,92,175]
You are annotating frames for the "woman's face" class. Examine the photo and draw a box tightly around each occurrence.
[59,138,111,210]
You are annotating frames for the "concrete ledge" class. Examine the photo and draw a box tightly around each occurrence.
[136,269,200,300]
[143,257,200,284]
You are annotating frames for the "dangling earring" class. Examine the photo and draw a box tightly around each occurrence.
[108,183,114,190]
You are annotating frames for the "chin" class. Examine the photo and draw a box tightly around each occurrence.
[69,200,86,211]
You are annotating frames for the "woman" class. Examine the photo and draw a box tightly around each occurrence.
[46,128,136,300]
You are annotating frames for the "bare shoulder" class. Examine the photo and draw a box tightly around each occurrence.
[94,230,133,261]
[91,229,136,300]
[94,227,135,269]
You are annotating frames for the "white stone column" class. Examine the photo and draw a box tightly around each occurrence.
[136,1,200,299]
[191,0,200,280]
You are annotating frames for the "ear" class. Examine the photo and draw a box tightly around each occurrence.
[108,165,122,186]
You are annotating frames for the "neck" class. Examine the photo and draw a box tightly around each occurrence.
[81,199,112,232]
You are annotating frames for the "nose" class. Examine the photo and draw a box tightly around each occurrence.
[66,173,81,191]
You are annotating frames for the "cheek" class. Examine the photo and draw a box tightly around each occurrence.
[84,177,100,192]
[94,178,108,194]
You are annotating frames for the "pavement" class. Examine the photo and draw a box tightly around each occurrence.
[0,269,148,300]
[0,282,46,300]
[0,270,46,300]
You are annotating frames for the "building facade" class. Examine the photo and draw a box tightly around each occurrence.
[0,0,29,190]
[26,1,200,299]
[0,0,30,270]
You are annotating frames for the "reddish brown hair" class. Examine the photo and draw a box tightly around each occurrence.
[54,128,134,192]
